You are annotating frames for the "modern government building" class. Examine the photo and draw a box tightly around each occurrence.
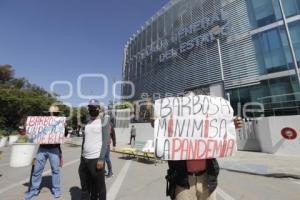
[121,0,300,118]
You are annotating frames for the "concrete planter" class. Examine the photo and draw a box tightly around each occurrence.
[0,137,8,148]
[255,116,300,155]
[8,135,19,145]
[10,143,36,167]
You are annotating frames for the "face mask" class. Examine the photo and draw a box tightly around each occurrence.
[89,109,99,117]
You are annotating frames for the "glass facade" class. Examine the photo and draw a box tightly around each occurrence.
[229,0,300,117]
[252,20,300,75]
[229,76,300,116]
[246,0,300,28]
[123,0,260,100]
[123,0,300,118]
[253,27,289,74]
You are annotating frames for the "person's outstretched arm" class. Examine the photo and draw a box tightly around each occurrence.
[97,115,110,170]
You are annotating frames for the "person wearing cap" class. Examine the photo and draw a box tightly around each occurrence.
[78,99,110,200]
[23,105,64,200]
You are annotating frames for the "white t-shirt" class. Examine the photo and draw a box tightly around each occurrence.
[82,118,102,159]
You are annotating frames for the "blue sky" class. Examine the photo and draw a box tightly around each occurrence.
[0,0,169,107]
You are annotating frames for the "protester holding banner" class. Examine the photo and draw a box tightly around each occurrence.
[23,105,65,200]
[167,116,242,200]
[153,94,243,200]
[78,99,110,200]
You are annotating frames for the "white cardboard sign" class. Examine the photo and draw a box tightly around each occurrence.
[154,95,237,160]
[26,116,66,144]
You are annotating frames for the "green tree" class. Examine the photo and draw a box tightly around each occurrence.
[0,64,14,84]
[57,104,71,117]
[68,107,88,128]
[115,101,133,109]
[0,116,5,130]
[0,65,68,131]
[10,78,27,89]
[0,87,57,129]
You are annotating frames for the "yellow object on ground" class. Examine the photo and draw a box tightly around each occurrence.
[111,146,157,164]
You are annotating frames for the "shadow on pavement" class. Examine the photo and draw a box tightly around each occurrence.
[118,156,135,160]
[118,156,156,165]
[69,186,81,200]
[23,175,52,190]
[222,168,300,179]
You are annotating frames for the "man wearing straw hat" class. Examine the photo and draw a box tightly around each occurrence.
[23,105,64,200]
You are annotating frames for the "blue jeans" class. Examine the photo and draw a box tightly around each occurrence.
[23,146,61,200]
[105,145,112,174]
